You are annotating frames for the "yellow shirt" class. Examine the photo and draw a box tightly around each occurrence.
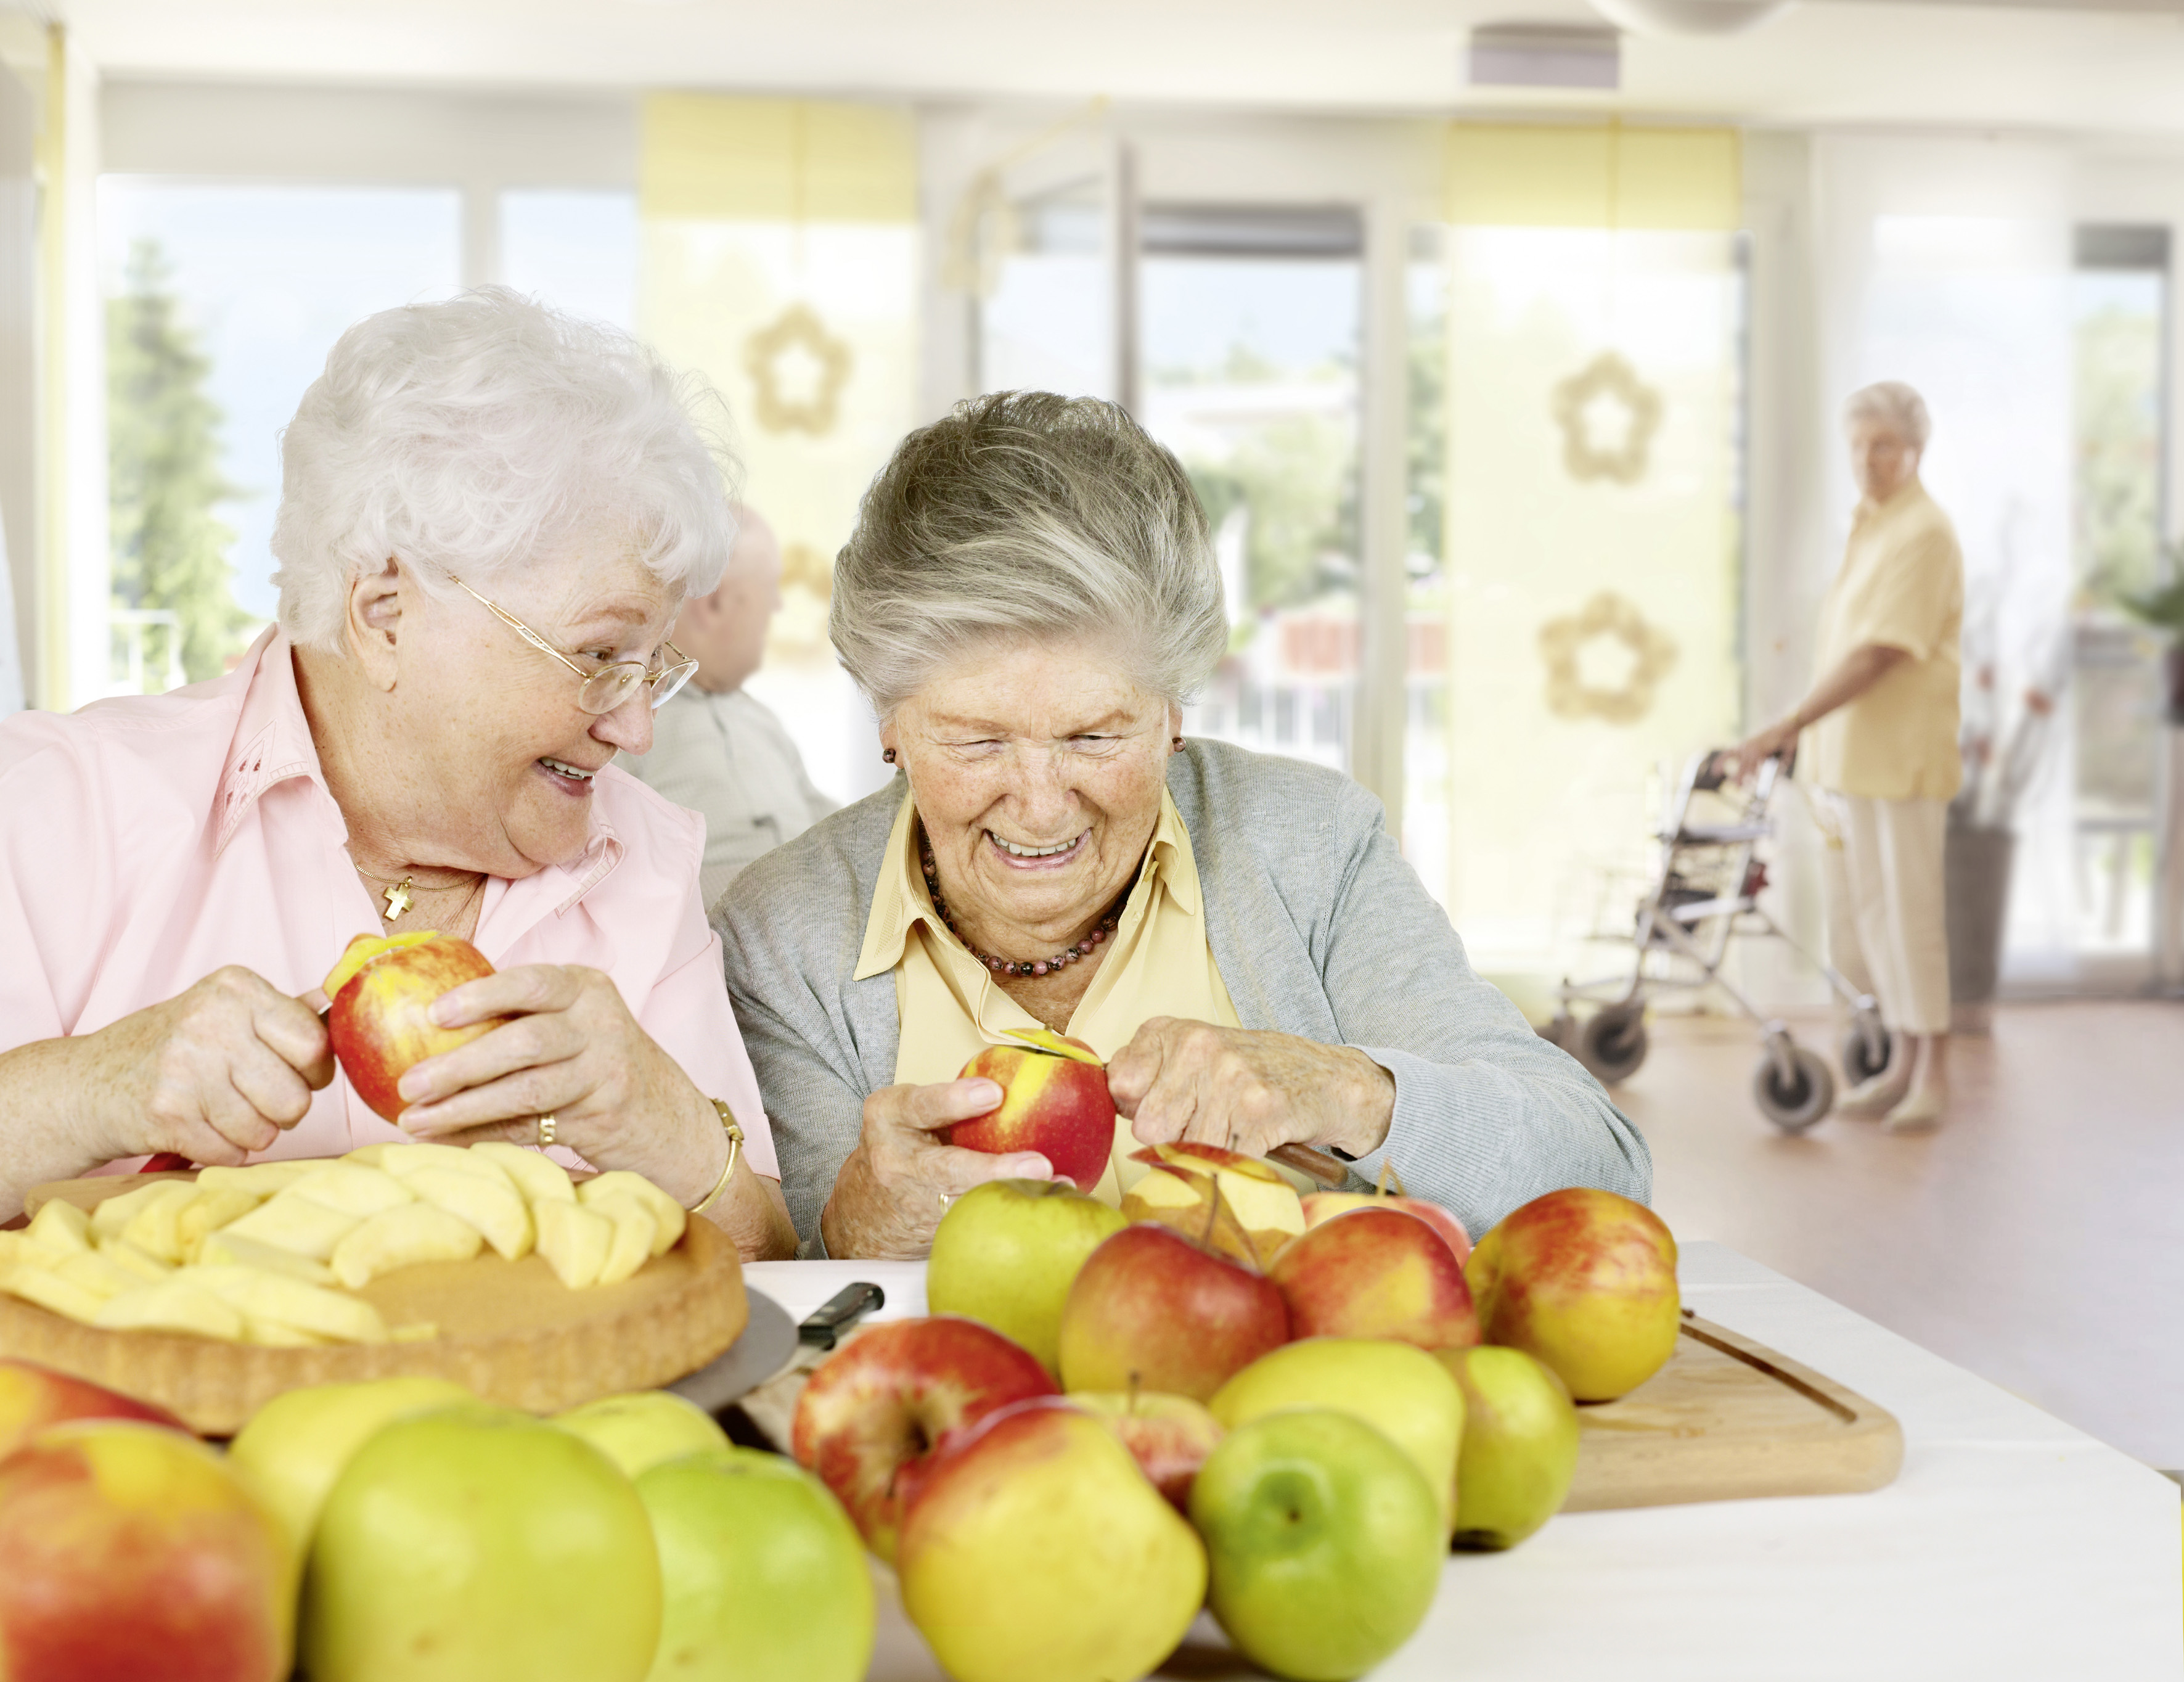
[1807,478,1965,802]
[853,787,1242,1205]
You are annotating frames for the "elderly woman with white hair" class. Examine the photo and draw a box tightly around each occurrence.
[716,391,1650,1258]
[0,288,797,1255]
[1731,380,1964,1133]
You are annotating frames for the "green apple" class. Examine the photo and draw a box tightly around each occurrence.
[634,1447,873,1682]
[226,1376,477,1554]
[926,1179,1128,1374]
[1439,1345,1581,1550]
[1190,1409,1444,1682]
[552,1392,729,1479]
[898,1398,1206,1682]
[1209,1338,1464,1534]
[301,1407,662,1682]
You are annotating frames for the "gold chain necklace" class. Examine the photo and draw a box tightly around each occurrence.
[353,864,486,924]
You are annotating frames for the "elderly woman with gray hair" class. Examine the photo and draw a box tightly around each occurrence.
[0,289,796,1255]
[716,391,1650,1259]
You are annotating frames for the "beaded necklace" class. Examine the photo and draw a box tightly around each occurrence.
[920,845,1126,978]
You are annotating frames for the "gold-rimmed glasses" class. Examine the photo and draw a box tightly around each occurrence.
[446,573,698,716]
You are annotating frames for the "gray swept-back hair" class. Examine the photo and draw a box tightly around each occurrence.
[273,287,738,653]
[1842,380,1931,449]
[830,390,1228,720]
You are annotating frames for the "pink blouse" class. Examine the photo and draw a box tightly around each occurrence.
[0,627,780,1181]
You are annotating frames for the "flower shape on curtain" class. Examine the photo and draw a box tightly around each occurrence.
[743,302,854,437]
[1539,590,1680,724]
[1551,351,1664,485]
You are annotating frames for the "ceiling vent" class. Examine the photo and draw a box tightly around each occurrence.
[1467,23,1621,89]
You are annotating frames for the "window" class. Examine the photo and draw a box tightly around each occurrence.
[1145,204,1364,774]
[99,180,462,690]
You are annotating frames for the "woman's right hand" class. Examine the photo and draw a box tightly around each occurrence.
[80,967,335,1167]
[818,1077,1054,1260]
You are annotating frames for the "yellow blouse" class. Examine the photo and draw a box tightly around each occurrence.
[852,787,1241,1204]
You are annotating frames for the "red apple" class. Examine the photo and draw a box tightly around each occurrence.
[1270,1205,1481,1351]
[897,1398,1206,1682]
[324,932,510,1122]
[0,1360,186,1460]
[1056,1225,1290,1403]
[949,1035,1116,1192]
[0,1419,297,1682]
[1120,1143,1306,1269]
[790,1316,1056,1563]
[1067,1389,1224,1511]
[1301,1191,1472,1267]
[1465,1187,1680,1402]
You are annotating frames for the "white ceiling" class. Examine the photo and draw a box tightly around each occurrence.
[39,0,2184,135]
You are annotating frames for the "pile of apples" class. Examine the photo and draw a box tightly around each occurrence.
[0,1356,874,1682]
[796,1152,1680,1682]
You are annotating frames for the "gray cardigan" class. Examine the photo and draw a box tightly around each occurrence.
[713,740,1651,1250]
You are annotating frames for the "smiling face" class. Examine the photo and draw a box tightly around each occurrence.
[345,523,684,879]
[885,641,1177,954]
[1847,417,1920,504]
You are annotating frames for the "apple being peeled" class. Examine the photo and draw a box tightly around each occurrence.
[0,1359,186,1459]
[947,1029,1116,1192]
[634,1447,873,1682]
[0,1419,297,1682]
[1301,1191,1471,1267]
[926,1179,1128,1374]
[324,931,512,1123]
[1270,1205,1481,1352]
[1068,1389,1224,1511]
[790,1316,1055,1562]
[1465,1186,1680,1402]
[1056,1225,1290,1403]
[1438,1345,1579,1551]
[1191,1409,1444,1682]
[1120,1143,1305,1268]
[898,1398,1206,1682]
[302,1408,660,1682]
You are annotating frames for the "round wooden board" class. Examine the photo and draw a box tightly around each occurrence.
[2,1168,748,1435]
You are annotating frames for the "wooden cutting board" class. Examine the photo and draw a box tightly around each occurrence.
[1561,1311,1902,1511]
[3,1168,748,1435]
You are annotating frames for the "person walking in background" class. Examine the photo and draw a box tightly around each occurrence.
[621,508,838,909]
[1730,382,1964,1134]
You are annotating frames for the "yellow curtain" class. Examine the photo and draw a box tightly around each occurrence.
[1429,124,1744,979]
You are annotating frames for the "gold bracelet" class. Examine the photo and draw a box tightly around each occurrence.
[689,1097,743,1216]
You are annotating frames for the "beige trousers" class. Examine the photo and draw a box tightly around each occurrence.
[1819,794,1952,1038]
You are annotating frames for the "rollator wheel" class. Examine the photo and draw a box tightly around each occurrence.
[1539,1012,1578,1052]
[1753,1044,1834,1133]
[1577,1007,1649,1086]
[1839,1021,1892,1086]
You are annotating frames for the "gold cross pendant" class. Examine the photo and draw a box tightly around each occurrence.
[382,877,414,921]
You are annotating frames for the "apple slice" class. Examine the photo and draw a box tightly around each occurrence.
[196,1231,338,1287]
[89,1181,176,1242]
[329,1203,487,1289]
[469,1143,577,1205]
[118,1182,207,1266]
[98,1238,176,1284]
[401,1167,534,1262]
[592,1200,657,1287]
[221,1194,361,1262]
[1,1265,110,1326]
[92,1278,247,1340]
[186,1266,390,1344]
[377,1142,517,1189]
[25,1199,93,1260]
[55,1252,142,1303]
[1119,1145,1305,1270]
[287,1165,417,1220]
[195,1161,316,1196]
[536,1201,615,1290]
[176,1188,266,1261]
[578,1171,685,1257]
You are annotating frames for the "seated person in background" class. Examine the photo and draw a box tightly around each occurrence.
[714,390,1651,1259]
[0,287,796,1258]
[620,507,838,909]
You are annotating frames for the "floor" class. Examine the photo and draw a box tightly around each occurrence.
[1618,1001,2182,1469]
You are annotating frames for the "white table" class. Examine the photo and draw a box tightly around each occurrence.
[745,1243,2184,1680]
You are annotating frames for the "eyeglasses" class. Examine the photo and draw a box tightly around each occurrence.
[446,574,698,716]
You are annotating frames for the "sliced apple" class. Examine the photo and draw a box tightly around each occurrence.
[1001,1026,1106,1066]
[469,1142,577,1205]
[401,1167,533,1261]
[330,1203,486,1290]
[219,1193,362,1262]
[593,1199,657,1287]
[195,1161,317,1196]
[377,1142,517,1190]
[536,1200,613,1290]
[186,1265,390,1344]
[97,1237,175,1284]
[118,1182,205,1266]
[89,1180,176,1241]
[93,1278,246,1340]
[288,1163,417,1220]
[241,1318,327,1348]
[0,1263,108,1326]
[196,1230,338,1286]
[25,1199,93,1259]
[55,1251,144,1302]
[175,1188,265,1260]
[576,1171,684,1257]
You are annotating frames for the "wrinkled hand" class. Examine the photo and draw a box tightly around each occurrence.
[88,967,333,1166]
[1724,719,1798,784]
[395,964,709,1194]
[1106,1018,1394,1162]
[820,1078,1055,1261]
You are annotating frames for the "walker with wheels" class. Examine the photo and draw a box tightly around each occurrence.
[1541,749,1890,1132]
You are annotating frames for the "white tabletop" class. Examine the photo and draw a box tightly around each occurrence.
[743,1243,2183,1680]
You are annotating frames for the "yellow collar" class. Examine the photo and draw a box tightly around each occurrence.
[854,785,1200,982]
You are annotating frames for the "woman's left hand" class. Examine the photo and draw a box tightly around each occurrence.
[393,964,714,1199]
[1105,1018,1394,1162]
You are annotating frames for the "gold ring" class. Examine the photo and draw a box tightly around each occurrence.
[538,1114,558,1149]
[938,1191,951,1215]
